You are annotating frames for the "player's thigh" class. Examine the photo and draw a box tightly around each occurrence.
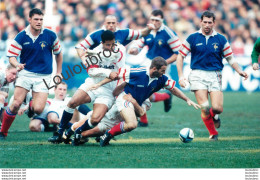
[32,91,48,112]
[194,89,209,104]
[69,89,91,107]
[10,87,29,109]
[209,91,223,111]
[91,104,108,122]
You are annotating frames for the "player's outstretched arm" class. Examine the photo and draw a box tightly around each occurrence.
[169,87,200,109]
[140,24,155,37]
[55,52,63,75]
[85,78,113,91]
[113,82,127,97]
[226,56,248,80]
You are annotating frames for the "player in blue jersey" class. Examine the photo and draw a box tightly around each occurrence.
[128,9,182,126]
[176,11,248,141]
[96,57,200,147]
[0,8,63,140]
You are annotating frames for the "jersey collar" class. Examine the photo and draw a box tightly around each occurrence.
[25,25,44,41]
[151,24,165,37]
[198,29,217,37]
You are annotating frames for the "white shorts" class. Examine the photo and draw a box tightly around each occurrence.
[97,104,123,132]
[16,70,52,93]
[115,92,152,113]
[79,77,115,109]
[188,70,222,92]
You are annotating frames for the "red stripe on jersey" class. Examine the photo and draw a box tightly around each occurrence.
[11,44,21,50]
[8,50,19,56]
[46,101,51,105]
[53,40,59,48]
[169,39,179,45]
[86,65,99,73]
[224,52,232,57]
[169,81,176,90]
[85,39,91,46]
[179,50,187,56]
[182,44,190,51]
[223,46,230,52]
[140,39,144,44]
[137,44,143,48]
[53,45,60,52]
[123,69,126,81]
[135,31,140,40]
[117,51,123,62]
[80,44,87,50]
[165,80,170,87]
[129,31,134,40]
[171,44,181,49]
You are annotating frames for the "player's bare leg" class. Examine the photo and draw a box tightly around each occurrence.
[48,89,91,143]
[209,91,223,128]
[29,119,42,132]
[0,87,28,138]
[72,104,108,146]
[100,107,137,147]
[31,91,48,115]
[194,90,218,141]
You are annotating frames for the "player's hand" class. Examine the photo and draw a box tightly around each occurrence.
[239,71,248,80]
[16,63,26,71]
[178,76,187,88]
[252,63,259,70]
[109,72,119,80]
[18,108,26,116]
[86,84,100,91]
[123,93,136,103]
[54,73,63,83]
[186,99,201,109]
[128,48,139,55]
[147,23,156,30]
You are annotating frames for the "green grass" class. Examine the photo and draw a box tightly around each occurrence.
[0,92,259,168]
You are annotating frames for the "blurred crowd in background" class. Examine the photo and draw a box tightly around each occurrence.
[0,0,260,57]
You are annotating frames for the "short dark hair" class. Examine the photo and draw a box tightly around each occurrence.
[201,10,215,22]
[151,9,164,19]
[150,56,167,70]
[29,8,44,18]
[101,30,115,43]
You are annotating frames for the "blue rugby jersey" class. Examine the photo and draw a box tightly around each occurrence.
[7,26,61,74]
[118,66,176,105]
[179,29,233,71]
[135,24,181,60]
[77,28,142,50]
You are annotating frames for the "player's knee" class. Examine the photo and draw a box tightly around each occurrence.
[0,95,5,103]
[48,117,60,124]
[212,106,223,114]
[125,121,138,131]
[90,115,102,126]
[11,100,23,111]
[67,99,79,109]
[29,122,41,132]
[33,106,44,115]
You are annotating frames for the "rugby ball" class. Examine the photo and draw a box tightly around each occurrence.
[179,128,194,143]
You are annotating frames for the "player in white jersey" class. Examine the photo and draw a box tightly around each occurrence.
[62,94,151,146]
[0,65,17,131]
[48,30,126,143]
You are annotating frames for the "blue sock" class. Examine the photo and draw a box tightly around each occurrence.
[75,120,92,134]
[58,110,73,134]
[78,104,91,115]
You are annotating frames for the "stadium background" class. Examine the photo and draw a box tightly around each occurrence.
[0,0,259,92]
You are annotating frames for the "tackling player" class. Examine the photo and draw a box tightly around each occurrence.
[0,8,63,140]
[97,56,200,146]
[251,37,260,70]
[176,11,248,141]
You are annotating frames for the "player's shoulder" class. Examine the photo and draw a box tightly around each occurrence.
[15,30,27,41]
[43,28,57,36]
[89,29,104,36]
[163,25,178,37]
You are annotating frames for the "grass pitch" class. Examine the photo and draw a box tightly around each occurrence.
[0,92,259,168]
